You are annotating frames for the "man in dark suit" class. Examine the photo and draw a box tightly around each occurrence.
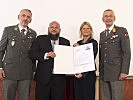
[0,9,37,100]
[30,21,70,100]
[99,9,131,100]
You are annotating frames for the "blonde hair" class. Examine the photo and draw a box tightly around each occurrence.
[79,21,94,38]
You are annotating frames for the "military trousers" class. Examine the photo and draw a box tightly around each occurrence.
[3,79,31,100]
[100,80,124,100]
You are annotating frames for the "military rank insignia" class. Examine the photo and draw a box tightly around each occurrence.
[28,36,33,39]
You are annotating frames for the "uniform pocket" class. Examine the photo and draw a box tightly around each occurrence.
[112,57,121,66]
[3,58,13,68]
[8,34,19,47]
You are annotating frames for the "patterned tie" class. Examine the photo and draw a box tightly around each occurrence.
[21,29,26,37]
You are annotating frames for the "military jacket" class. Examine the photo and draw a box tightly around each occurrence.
[99,25,131,81]
[0,25,37,80]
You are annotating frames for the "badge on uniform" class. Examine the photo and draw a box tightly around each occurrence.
[28,36,32,39]
[110,28,118,39]
[124,32,129,38]
[111,35,118,40]
[11,39,15,46]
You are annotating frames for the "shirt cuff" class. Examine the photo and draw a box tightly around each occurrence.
[44,53,49,60]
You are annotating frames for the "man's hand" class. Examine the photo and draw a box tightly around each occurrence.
[0,69,5,80]
[119,73,128,80]
[47,51,56,58]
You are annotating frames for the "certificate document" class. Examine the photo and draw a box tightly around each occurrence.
[53,43,95,74]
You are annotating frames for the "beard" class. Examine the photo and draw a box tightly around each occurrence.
[48,32,60,40]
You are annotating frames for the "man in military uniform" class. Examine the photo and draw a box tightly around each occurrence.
[0,9,37,100]
[99,9,131,100]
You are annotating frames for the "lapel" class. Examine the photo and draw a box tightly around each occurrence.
[59,37,64,45]
[59,37,61,45]
[100,31,108,43]
[47,36,53,51]
[13,25,32,38]
[100,25,117,43]
[106,30,114,40]
[26,28,34,39]
[13,25,21,37]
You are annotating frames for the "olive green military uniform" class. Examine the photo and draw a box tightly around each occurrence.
[0,24,36,100]
[99,25,131,100]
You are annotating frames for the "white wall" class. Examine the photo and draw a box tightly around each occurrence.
[0,0,133,75]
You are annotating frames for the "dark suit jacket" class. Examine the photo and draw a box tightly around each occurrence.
[99,25,131,81]
[0,25,37,80]
[30,35,70,85]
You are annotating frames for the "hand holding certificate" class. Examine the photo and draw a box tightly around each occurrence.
[53,43,95,74]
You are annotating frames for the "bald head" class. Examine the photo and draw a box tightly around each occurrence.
[49,21,60,28]
[48,21,61,40]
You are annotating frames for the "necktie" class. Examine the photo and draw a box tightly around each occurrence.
[106,29,110,37]
[21,29,26,37]
[52,40,55,50]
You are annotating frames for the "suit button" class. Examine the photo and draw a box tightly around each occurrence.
[105,54,106,56]
[105,48,107,50]
[104,60,106,63]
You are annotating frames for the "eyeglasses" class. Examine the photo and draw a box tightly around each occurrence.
[104,15,114,18]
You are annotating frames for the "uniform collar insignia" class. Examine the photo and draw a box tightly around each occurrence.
[27,28,32,33]
[14,27,18,31]
[28,29,32,33]
[112,27,116,33]
[110,27,118,39]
